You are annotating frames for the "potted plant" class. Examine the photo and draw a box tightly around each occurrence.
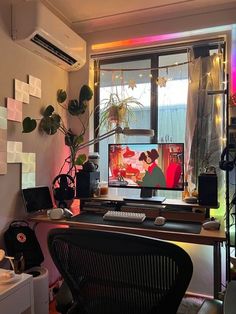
[22,85,93,174]
[99,92,143,129]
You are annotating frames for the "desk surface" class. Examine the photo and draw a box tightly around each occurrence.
[30,212,226,246]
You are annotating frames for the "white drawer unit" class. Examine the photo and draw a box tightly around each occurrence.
[0,269,34,314]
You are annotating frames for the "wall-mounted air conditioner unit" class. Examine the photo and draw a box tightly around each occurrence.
[12,1,86,71]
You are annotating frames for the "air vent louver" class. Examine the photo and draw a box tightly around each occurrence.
[31,34,77,66]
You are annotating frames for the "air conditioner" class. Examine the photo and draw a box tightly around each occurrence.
[11,1,86,71]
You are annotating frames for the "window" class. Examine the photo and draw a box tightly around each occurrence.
[93,41,225,199]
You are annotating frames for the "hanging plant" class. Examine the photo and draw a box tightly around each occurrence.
[100,92,143,129]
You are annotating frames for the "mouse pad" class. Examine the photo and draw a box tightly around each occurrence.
[71,213,202,234]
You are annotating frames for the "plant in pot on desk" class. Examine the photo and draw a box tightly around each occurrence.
[22,85,95,209]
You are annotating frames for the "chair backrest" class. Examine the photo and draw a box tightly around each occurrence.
[48,228,193,314]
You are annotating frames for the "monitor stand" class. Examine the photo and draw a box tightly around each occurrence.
[123,188,166,204]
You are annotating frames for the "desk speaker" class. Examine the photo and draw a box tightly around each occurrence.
[198,173,218,207]
[76,171,100,198]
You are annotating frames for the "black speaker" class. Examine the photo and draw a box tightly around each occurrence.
[52,174,75,202]
[198,173,218,206]
[76,171,100,198]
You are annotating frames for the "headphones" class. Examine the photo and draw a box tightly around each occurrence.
[219,144,236,171]
[52,174,75,202]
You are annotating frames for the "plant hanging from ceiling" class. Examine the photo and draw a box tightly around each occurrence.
[22,85,93,174]
[99,92,143,130]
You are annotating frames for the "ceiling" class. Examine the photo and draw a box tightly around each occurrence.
[41,0,236,34]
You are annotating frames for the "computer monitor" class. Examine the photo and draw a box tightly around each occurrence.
[108,143,184,203]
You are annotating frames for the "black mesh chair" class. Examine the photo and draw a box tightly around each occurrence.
[48,228,193,314]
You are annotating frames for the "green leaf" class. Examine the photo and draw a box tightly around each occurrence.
[76,135,84,145]
[75,154,86,165]
[22,117,37,133]
[57,89,67,103]
[43,105,54,117]
[51,113,61,124]
[65,131,76,147]
[39,115,60,135]
[68,99,80,115]
[79,85,93,102]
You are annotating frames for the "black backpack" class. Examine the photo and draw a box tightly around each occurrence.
[4,220,44,271]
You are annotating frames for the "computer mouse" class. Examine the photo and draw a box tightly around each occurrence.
[154,216,166,226]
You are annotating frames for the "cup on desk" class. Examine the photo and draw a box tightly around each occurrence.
[99,181,108,196]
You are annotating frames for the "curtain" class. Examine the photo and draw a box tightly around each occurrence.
[185,53,223,194]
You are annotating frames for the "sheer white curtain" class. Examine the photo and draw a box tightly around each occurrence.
[185,53,223,193]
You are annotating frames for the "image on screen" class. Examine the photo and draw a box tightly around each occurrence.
[108,143,184,191]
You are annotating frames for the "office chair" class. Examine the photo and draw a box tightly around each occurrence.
[48,228,193,314]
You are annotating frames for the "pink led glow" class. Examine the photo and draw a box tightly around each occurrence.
[231,25,236,95]
[92,33,183,50]
[91,25,232,51]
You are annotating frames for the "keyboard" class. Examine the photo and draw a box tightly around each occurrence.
[103,211,146,223]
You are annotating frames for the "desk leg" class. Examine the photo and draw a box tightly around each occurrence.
[213,242,222,299]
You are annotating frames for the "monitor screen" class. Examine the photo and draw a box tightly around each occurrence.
[108,143,184,192]
[22,186,54,213]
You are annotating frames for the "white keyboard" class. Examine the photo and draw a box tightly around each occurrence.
[103,211,146,223]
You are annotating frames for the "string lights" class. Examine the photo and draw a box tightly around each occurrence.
[94,52,225,89]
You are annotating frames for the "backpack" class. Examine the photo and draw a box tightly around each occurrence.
[4,220,44,271]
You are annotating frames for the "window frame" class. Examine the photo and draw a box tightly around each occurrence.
[93,39,225,154]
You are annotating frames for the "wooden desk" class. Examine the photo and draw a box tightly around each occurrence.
[30,211,226,299]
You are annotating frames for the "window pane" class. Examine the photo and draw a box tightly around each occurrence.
[99,59,151,198]
[157,53,188,143]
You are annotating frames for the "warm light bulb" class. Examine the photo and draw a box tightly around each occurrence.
[216,97,221,108]
[215,115,222,124]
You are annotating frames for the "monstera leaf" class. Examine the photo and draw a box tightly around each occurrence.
[22,117,37,133]
[43,105,55,117]
[65,131,84,147]
[68,99,87,115]
[57,89,67,103]
[39,114,61,135]
[79,85,93,102]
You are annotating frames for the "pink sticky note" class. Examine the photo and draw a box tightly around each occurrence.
[7,97,23,122]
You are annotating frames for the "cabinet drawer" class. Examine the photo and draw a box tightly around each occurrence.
[0,282,31,314]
